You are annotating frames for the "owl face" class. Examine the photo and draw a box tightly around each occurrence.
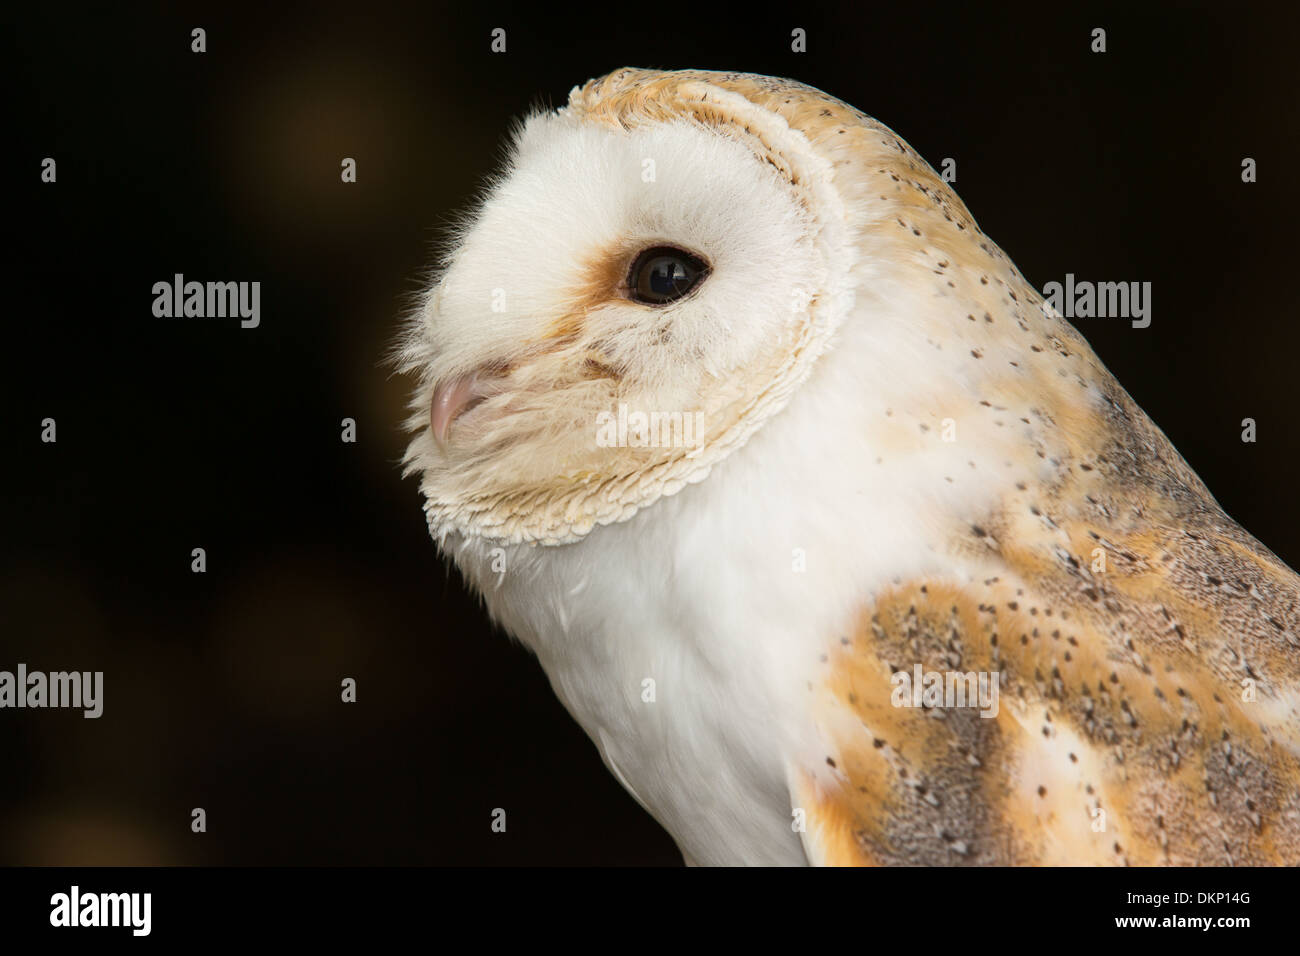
[401,81,855,544]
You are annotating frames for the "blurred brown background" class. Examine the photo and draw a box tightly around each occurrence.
[4,2,1298,864]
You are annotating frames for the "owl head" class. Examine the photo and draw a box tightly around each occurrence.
[399,68,979,545]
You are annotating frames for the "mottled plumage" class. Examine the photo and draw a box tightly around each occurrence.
[401,69,1300,865]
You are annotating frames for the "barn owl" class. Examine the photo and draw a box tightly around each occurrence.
[399,68,1300,865]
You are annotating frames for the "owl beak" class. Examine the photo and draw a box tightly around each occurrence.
[430,371,495,449]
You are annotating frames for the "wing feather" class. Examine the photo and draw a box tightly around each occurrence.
[797,389,1300,865]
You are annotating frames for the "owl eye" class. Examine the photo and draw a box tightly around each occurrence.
[628,246,709,305]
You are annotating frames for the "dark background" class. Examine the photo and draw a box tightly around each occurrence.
[3,2,1297,865]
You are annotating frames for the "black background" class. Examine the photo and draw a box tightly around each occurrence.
[4,2,1298,865]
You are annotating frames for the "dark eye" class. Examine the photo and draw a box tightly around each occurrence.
[628,246,709,305]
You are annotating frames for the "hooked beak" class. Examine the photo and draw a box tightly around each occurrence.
[429,370,499,449]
